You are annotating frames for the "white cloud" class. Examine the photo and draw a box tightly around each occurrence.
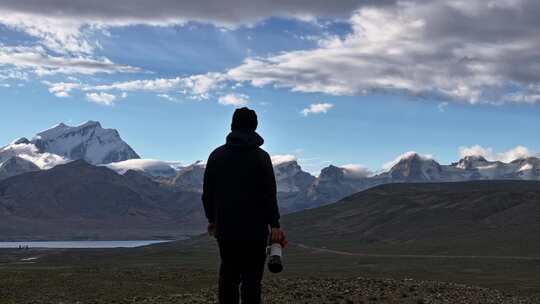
[226,1,540,105]
[437,102,449,112]
[459,145,533,163]
[90,73,224,97]
[44,81,82,98]
[382,151,434,171]
[218,93,249,106]
[43,73,227,100]
[0,45,140,75]
[341,164,372,179]
[105,159,175,175]
[0,15,95,55]
[54,91,70,98]
[157,94,176,102]
[0,141,68,169]
[271,154,297,166]
[301,102,334,116]
[504,91,540,104]
[85,92,117,106]
[0,69,29,81]
[0,1,374,56]
[92,77,183,91]
[11,0,540,108]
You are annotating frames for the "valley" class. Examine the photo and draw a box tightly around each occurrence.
[1,180,540,303]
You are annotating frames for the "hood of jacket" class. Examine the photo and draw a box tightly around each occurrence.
[226,129,264,149]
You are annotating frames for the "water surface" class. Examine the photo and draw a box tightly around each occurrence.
[0,240,173,249]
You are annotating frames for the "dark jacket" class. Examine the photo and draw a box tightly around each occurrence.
[202,129,280,241]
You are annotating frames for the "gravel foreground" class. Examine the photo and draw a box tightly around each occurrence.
[126,277,539,304]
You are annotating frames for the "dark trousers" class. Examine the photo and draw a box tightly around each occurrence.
[217,240,267,304]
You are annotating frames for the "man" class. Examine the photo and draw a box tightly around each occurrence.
[202,107,286,304]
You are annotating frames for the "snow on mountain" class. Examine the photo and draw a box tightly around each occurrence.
[271,154,297,166]
[3,120,540,213]
[508,157,540,180]
[31,121,140,165]
[105,159,177,177]
[0,140,68,169]
[451,155,518,179]
[455,155,492,170]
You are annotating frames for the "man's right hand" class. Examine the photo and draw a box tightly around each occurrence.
[208,222,216,237]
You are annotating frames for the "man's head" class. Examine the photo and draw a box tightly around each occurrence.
[231,107,258,131]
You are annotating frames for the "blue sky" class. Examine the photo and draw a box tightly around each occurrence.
[1,1,540,174]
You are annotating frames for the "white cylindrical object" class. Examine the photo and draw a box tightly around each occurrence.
[270,243,282,257]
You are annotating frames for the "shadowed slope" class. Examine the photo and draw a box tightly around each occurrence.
[284,181,540,256]
[0,160,203,240]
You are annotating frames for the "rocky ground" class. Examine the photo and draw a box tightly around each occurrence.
[116,277,539,304]
[2,243,540,304]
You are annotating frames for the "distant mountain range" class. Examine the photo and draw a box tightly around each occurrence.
[1,121,540,239]
[160,152,540,212]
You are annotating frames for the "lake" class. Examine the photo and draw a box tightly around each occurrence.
[0,240,175,249]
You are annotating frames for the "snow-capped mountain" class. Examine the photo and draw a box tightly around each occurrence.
[451,155,508,179]
[3,120,540,216]
[0,137,69,169]
[509,157,540,180]
[302,153,540,210]
[454,155,493,170]
[0,121,141,178]
[31,121,140,165]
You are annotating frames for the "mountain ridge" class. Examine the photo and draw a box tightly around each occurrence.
[2,122,540,213]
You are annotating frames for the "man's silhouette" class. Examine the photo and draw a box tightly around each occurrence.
[202,107,285,304]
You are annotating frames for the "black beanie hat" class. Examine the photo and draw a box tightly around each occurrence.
[231,107,258,131]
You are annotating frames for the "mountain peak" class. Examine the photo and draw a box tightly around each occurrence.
[10,137,30,145]
[271,155,297,167]
[387,152,441,181]
[383,151,433,171]
[398,151,423,162]
[80,120,102,128]
[455,155,492,170]
[319,165,345,181]
[462,155,488,162]
[32,121,140,165]
[37,121,102,139]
